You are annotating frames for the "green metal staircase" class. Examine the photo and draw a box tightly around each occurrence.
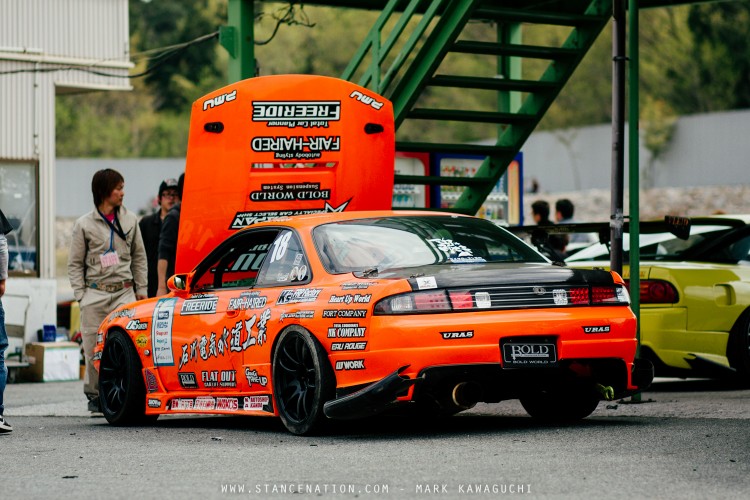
[340,0,612,215]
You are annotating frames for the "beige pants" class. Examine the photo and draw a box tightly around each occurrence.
[80,287,136,400]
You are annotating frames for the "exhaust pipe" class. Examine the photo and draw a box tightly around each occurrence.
[323,366,419,420]
[451,382,481,410]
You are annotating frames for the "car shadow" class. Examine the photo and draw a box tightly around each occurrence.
[646,377,749,393]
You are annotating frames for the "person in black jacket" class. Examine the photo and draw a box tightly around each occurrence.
[157,173,183,296]
[139,178,178,298]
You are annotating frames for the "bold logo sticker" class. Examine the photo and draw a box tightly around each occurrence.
[126,319,148,331]
[327,323,366,338]
[179,372,198,389]
[252,101,340,128]
[243,395,270,411]
[203,89,237,111]
[335,360,365,370]
[322,309,367,319]
[181,295,218,315]
[230,201,350,229]
[244,368,268,388]
[349,90,384,110]
[250,182,330,202]
[331,342,367,351]
[583,325,611,334]
[440,330,474,340]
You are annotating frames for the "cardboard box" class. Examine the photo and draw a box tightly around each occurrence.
[22,342,80,382]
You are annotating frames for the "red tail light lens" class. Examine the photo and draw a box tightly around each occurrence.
[448,290,473,309]
[636,280,679,304]
[568,287,589,305]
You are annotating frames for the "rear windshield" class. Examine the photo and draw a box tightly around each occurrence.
[313,216,545,273]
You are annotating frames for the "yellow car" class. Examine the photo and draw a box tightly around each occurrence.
[565,215,750,382]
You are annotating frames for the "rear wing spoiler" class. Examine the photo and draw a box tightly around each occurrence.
[506,215,745,245]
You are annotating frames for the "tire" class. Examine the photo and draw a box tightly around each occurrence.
[99,330,157,426]
[272,327,335,435]
[727,309,750,386]
[520,387,600,422]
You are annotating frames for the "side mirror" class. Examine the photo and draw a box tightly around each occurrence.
[167,274,188,292]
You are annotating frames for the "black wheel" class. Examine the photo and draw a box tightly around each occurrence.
[99,330,157,426]
[728,309,750,385]
[520,388,600,422]
[272,327,335,435]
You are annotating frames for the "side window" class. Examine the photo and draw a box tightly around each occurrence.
[256,230,310,286]
[191,230,277,290]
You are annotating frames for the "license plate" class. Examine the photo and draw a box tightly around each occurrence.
[501,337,557,368]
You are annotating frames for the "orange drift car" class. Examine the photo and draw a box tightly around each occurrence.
[94,211,653,434]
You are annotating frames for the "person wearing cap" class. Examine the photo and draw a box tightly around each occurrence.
[68,169,147,414]
[139,178,178,298]
[157,173,184,296]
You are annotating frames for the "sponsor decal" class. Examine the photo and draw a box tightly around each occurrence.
[280,310,315,320]
[135,334,148,348]
[194,396,216,411]
[171,398,194,410]
[110,308,135,322]
[178,309,271,369]
[328,294,371,305]
[250,182,330,202]
[243,395,270,411]
[92,351,101,362]
[152,298,177,366]
[583,325,611,334]
[228,291,267,311]
[331,341,367,351]
[230,200,350,229]
[416,276,437,290]
[181,294,218,315]
[277,288,322,305]
[335,359,365,371]
[202,370,237,388]
[251,136,340,161]
[96,333,103,345]
[341,281,376,290]
[179,372,198,389]
[202,89,237,111]
[148,398,161,409]
[428,238,486,263]
[145,369,159,393]
[125,319,148,331]
[507,344,553,362]
[440,330,474,340]
[327,323,366,338]
[474,291,492,309]
[252,101,341,128]
[349,90,384,110]
[322,309,367,319]
[216,397,239,411]
[244,368,268,388]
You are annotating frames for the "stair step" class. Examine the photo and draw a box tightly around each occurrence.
[452,40,580,60]
[397,141,515,156]
[474,7,607,27]
[407,108,536,124]
[430,74,558,93]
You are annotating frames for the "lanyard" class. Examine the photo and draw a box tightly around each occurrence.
[98,210,127,253]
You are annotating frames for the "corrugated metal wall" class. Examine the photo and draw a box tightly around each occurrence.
[0,0,131,279]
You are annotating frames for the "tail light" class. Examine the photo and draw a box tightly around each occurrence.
[375,290,452,314]
[627,279,679,304]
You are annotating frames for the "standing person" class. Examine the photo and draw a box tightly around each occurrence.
[68,169,147,414]
[156,173,183,296]
[555,198,594,244]
[139,178,178,297]
[0,208,13,433]
[530,200,567,260]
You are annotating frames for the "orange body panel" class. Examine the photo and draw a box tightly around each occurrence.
[177,75,395,273]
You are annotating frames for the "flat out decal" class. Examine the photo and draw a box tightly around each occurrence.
[177,75,395,272]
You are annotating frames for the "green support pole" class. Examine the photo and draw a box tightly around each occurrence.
[221,0,256,83]
[628,0,642,400]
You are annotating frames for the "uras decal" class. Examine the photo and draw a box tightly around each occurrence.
[583,325,611,334]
